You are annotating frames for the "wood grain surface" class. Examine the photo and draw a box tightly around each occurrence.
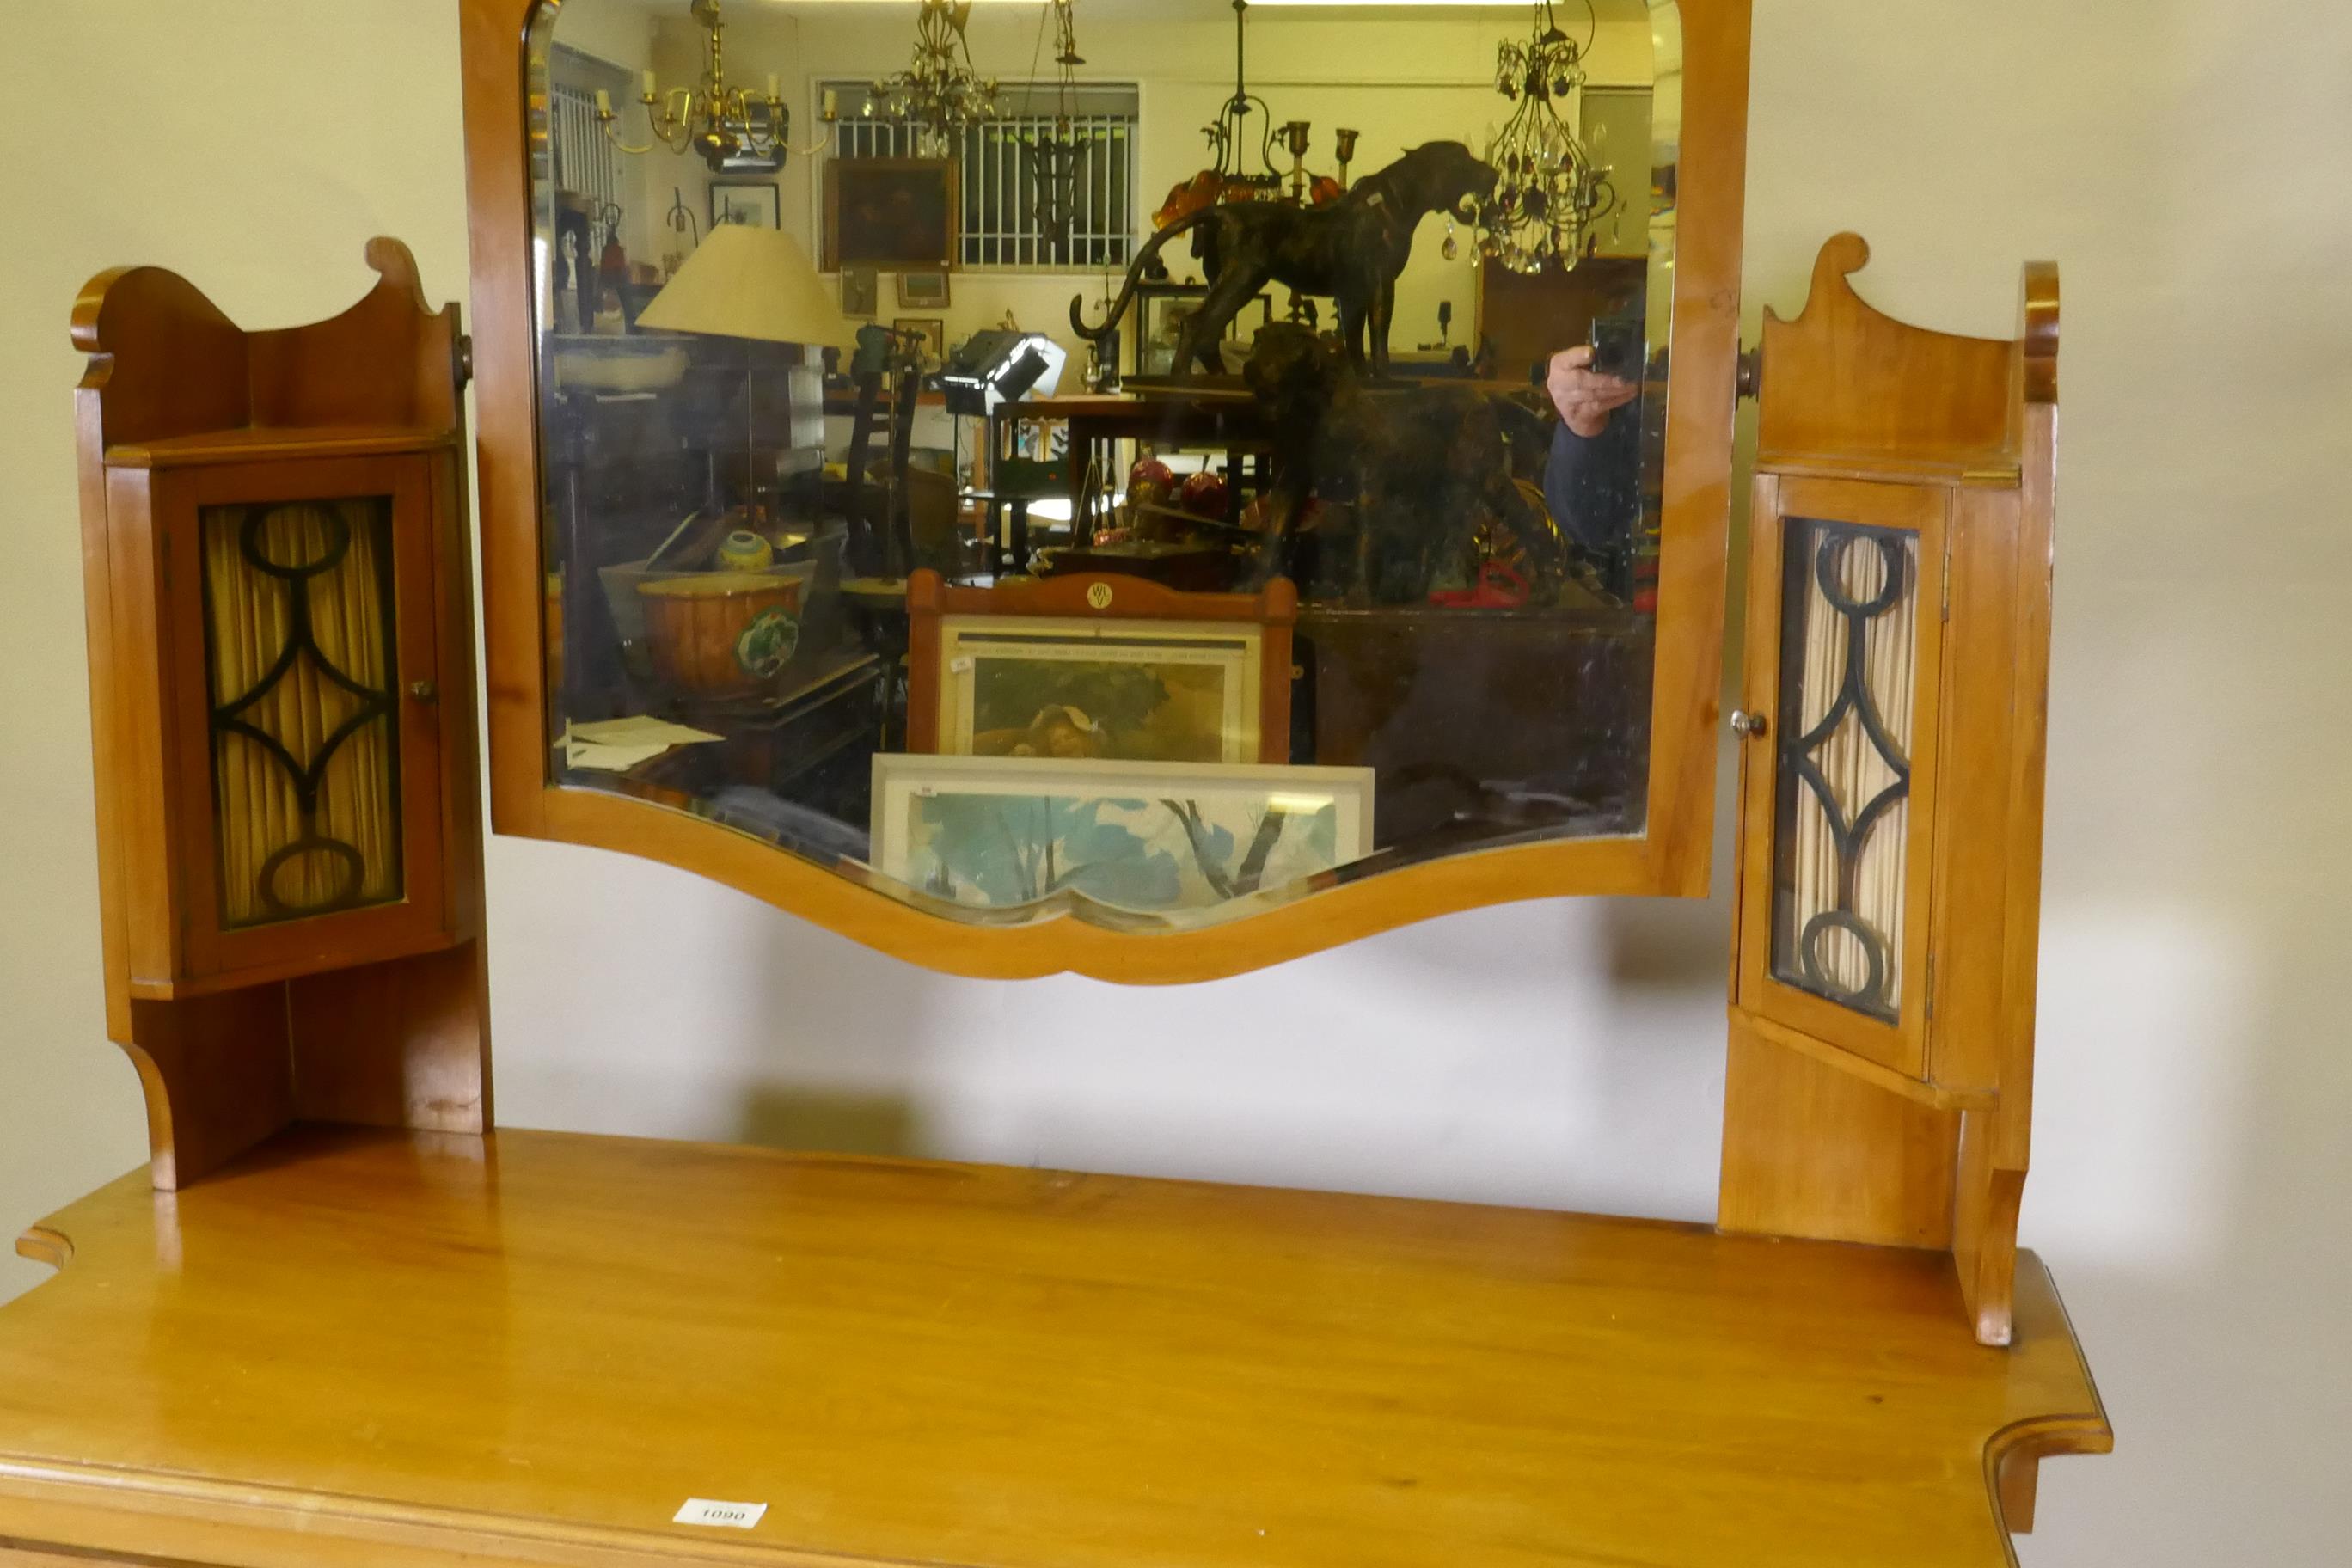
[0,1127,2106,1568]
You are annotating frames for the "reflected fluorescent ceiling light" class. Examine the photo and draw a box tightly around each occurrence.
[770,3,1528,6]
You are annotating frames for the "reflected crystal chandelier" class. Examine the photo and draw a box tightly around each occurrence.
[597,0,822,172]
[1023,1,1088,252]
[1479,0,1620,273]
[867,0,1003,156]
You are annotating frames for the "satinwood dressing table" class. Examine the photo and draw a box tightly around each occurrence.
[2,2,2104,1564]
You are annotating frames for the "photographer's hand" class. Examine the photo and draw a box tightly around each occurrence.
[1547,345,1640,438]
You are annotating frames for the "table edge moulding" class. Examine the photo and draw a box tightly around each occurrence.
[457,0,1755,983]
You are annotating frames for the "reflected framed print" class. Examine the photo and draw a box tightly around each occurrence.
[937,616,1268,764]
[871,756,1375,916]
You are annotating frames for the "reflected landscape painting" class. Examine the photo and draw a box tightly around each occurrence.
[872,756,1374,915]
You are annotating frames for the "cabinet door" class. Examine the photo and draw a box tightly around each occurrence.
[157,454,453,989]
[1732,475,1948,1077]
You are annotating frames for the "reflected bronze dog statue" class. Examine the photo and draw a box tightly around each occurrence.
[1242,324,1568,604]
[1073,142,1498,379]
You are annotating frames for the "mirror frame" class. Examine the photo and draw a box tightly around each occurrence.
[456,0,1752,983]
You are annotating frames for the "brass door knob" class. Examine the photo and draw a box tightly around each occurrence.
[1729,709,1767,739]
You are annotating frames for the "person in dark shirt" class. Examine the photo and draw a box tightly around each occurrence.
[1540,345,1642,600]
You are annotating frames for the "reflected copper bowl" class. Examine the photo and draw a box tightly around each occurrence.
[636,573,804,698]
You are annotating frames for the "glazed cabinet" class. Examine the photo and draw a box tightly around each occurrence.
[100,443,462,996]
[71,241,493,1189]
[1722,236,2061,1348]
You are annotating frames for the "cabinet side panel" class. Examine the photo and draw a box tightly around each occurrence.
[1925,486,2024,1093]
[1953,400,2059,1348]
[125,989,294,1191]
[102,469,184,990]
[76,382,133,1043]
[1719,1011,1957,1248]
[288,942,489,1136]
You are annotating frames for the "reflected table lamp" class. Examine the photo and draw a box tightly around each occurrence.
[635,222,854,520]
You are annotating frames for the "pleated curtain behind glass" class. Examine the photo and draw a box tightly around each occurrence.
[1770,520,1920,1020]
[200,499,403,928]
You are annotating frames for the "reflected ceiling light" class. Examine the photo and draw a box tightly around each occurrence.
[1477,0,1620,274]
[1023,1,1088,254]
[867,0,1004,156]
[1155,1,1351,231]
[597,0,830,172]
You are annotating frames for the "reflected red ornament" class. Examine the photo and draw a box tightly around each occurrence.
[1126,456,1177,516]
[1178,470,1229,518]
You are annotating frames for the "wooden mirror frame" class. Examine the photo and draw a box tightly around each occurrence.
[457,0,1752,983]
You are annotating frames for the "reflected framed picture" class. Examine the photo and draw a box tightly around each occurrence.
[841,266,879,318]
[870,755,1375,916]
[897,269,952,309]
[936,616,1266,764]
[824,157,959,270]
[709,180,781,230]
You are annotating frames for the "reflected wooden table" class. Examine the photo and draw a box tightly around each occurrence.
[0,1126,2107,1567]
[1011,390,1271,533]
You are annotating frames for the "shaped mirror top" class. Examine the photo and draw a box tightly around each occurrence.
[495,0,1740,959]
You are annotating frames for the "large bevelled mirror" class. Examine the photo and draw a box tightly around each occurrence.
[490,0,1742,965]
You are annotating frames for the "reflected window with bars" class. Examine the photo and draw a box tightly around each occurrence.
[827,82,1138,270]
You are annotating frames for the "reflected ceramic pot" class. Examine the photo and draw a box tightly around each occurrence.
[636,573,803,698]
[716,530,775,573]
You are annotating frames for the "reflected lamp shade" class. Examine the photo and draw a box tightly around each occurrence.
[636,223,853,349]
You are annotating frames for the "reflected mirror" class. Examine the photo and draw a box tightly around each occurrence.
[526,0,1685,930]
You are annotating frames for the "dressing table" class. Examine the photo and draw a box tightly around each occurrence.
[2,2,2104,1564]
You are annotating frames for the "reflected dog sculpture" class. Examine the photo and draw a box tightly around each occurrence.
[1072,142,1498,379]
[1243,324,1569,604]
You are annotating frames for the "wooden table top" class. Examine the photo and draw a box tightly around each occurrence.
[0,1128,2106,1568]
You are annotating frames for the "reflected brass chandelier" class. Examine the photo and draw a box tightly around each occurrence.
[867,0,1003,156]
[597,0,824,172]
[1155,0,1347,230]
[1479,0,1619,273]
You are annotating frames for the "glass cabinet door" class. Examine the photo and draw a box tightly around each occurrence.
[156,454,455,989]
[1733,475,1948,1076]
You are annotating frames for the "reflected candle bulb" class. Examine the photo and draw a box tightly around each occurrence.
[823,87,839,119]
[641,69,657,100]
[767,74,780,101]
[595,88,611,115]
